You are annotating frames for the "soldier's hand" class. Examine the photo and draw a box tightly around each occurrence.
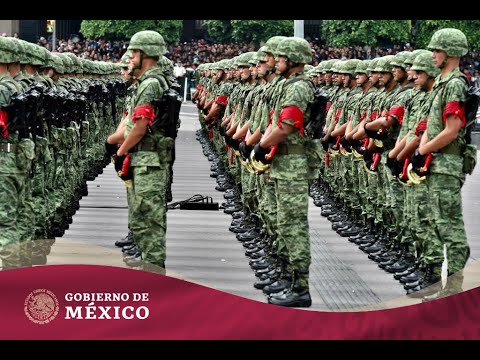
[239,142,253,160]
[104,140,118,158]
[253,143,271,164]
[410,149,425,168]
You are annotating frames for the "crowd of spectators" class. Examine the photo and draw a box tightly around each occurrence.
[9,33,476,84]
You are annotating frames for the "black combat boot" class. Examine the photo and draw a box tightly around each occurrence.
[263,262,293,295]
[422,270,464,302]
[407,263,443,298]
[268,270,312,308]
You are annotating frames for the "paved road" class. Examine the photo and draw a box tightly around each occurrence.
[48,101,480,311]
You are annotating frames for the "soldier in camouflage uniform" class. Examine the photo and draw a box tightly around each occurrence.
[115,30,171,274]
[0,37,35,269]
[416,29,471,300]
[252,37,315,307]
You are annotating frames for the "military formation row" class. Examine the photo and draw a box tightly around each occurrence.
[192,29,474,306]
[0,36,127,270]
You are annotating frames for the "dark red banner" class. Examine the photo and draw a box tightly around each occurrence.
[0,265,478,340]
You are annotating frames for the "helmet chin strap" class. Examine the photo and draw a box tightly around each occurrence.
[128,51,144,77]
[439,55,448,69]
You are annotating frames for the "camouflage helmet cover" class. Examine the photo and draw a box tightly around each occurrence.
[411,50,440,78]
[390,51,410,70]
[337,59,362,75]
[403,49,430,66]
[51,53,65,74]
[261,36,288,54]
[0,37,18,64]
[374,55,396,73]
[127,30,166,57]
[355,59,371,75]
[274,37,312,64]
[427,28,468,57]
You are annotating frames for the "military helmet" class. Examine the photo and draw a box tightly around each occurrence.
[411,51,440,78]
[65,52,82,73]
[330,59,345,73]
[355,59,371,75]
[39,47,55,69]
[127,30,166,58]
[274,37,312,64]
[322,59,335,73]
[11,38,29,64]
[337,59,362,76]
[374,55,396,73]
[427,28,468,57]
[119,52,130,68]
[304,64,314,72]
[261,36,288,55]
[248,53,260,66]
[51,53,65,74]
[58,53,74,73]
[315,62,324,74]
[367,58,379,72]
[390,51,410,70]
[0,37,17,64]
[403,49,429,66]
[237,52,256,67]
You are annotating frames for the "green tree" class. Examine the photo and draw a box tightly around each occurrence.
[80,20,182,44]
[230,20,293,45]
[203,20,293,45]
[322,20,411,47]
[202,20,233,43]
[414,20,480,50]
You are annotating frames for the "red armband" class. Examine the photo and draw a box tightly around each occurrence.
[267,109,274,127]
[132,104,155,126]
[369,110,378,122]
[334,108,342,121]
[386,105,405,125]
[215,95,228,107]
[0,109,9,139]
[414,119,428,136]
[443,101,466,127]
[360,111,367,122]
[277,105,304,136]
[197,84,203,90]
[326,102,331,113]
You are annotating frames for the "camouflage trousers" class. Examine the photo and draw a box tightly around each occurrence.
[130,165,168,267]
[0,150,27,269]
[422,173,470,273]
[274,178,310,288]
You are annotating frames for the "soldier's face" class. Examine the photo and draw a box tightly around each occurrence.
[266,53,275,68]
[257,60,268,76]
[406,65,415,81]
[240,67,251,80]
[432,49,447,68]
[356,73,367,86]
[250,65,257,77]
[413,70,428,90]
[393,66,406,82]
[378,72,392,86]
[369,72,379,85]
[325,73,332,84]
[275,56,288,74]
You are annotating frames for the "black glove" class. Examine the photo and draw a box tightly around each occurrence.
[253,143,271,163]
[386,156,398,174]
[224,134,233,147]
[104,140,118,158]
[114,155,126,173]
[239,142,253,160]
[230,137,241,151]
[320,138,329,151]
[219,125,226,136]
[202,108,209,116]
[410,148,425,168]
[340,136,351,152]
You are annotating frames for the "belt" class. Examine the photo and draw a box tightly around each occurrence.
[0,143,18,153]
[276,144,306,155]
[437,144,462,156]
[132,138,158,152]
